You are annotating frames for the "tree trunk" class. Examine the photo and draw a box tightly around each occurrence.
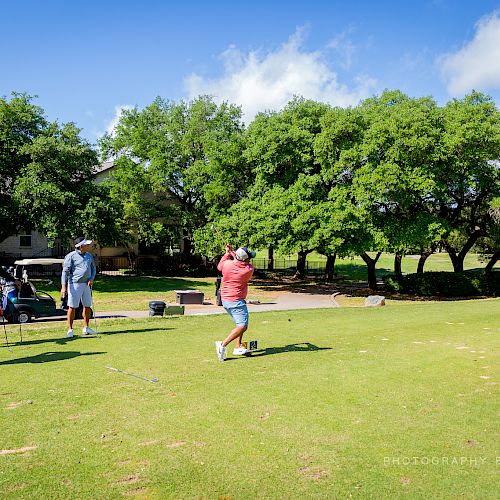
[181,235,192,263]
[394,253,403,277]
[267,246,274,271]
[324,254,337,282]
[295,251,309,279]
[417,251,433,273]
[485,249,500,274]
[443,229,482,272]
[360,251,381,291]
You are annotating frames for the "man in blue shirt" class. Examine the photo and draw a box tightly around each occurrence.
[61,237,97,338]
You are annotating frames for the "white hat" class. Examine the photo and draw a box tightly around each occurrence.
[75,237,93,248]
[235,247,256,261]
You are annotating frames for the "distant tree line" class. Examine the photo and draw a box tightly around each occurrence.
[1,90,499,288]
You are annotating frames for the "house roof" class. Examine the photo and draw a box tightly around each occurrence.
[94,161,114,174]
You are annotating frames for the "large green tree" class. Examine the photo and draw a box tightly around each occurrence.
[234,97,331,277]
[354,91,446,275]
[14,122,118,245]
[0,93,46,241]
[433,92,500,271]
[315,103,394,289]
[100,95,248,261]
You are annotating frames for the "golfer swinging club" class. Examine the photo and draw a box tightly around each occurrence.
[215,244,256,362]
[61,237,97,338]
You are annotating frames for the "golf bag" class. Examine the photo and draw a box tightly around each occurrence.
[0,287,15,322]
[215,275,223,306]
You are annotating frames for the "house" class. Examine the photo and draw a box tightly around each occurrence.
[0,160,182,267]
[0,161,127,263]
[0,231,67,260]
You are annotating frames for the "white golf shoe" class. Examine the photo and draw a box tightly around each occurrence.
[215,341,226,362]
[82,326,98,335]
[66,329,74,338]
[233,346,251,356]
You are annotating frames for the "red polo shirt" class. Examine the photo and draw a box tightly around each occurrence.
[217,253,254,302]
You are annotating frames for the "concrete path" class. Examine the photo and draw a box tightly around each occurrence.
[97,292,340,320]
[12,292,341,325]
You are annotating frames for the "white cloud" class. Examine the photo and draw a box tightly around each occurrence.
[326,27,357,70]
[184,28,377,122]
[104,104,134,136]
[439,12,500,95]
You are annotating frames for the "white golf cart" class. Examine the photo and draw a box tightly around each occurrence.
[9,258,91,323]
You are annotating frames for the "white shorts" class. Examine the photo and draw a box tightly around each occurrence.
[68,282,92,308]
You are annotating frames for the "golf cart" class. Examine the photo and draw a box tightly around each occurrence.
[8,258,91,324]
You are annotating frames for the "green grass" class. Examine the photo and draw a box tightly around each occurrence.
[31,276,221,312]
[1,299,499,498]
[29,253,498,312]
[255,252,498,280]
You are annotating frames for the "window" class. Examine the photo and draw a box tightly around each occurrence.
[19,234,32,247]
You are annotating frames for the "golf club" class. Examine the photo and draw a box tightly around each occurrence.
[90,286,100,338]
[210,224,226,245]
[1,314,12,352]
[105,365,158,383]
[0,290,12,352]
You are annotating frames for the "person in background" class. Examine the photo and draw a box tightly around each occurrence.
[215,244,256,362]
[61,237,97,338]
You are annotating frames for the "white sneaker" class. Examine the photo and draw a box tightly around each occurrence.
[66,329,74,338]
[82,326,97,335]
[215,341,226,362]
[233,346,251,356]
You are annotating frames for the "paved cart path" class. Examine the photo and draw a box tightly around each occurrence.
[99,291,340,319]
[4,292,341,326]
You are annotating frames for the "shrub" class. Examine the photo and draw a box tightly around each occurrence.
[385,270,499,297]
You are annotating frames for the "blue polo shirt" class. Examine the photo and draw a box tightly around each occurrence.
[61,250,96,284]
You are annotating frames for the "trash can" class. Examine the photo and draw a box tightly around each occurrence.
[215,276,222,306]
[149,300,166,316]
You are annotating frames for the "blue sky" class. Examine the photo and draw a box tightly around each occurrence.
[2,0,500,144]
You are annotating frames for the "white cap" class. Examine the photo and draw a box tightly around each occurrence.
[235,247,256,261]
[75,237,93,248]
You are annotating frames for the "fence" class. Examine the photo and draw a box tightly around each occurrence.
[252,257,326,274]
[95,256,328,276]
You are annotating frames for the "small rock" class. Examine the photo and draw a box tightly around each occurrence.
[364,295,385,307]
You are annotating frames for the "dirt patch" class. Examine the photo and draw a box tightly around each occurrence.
[5,400,32,410]
[166,441,185,448]
[139,439,161,446]
[298,466,329,480]
[0,445,37,455]
[400,477,411,486]
[3,483,27,493]
[118,459,133,465]
[114,474,140,485]
[259,411,271,420]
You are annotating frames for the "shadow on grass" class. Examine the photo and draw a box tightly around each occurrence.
[225,342,331,360]
[29,275,214,297]
[93,276,212,293]
[0,326,175,347]
[1,336,79,347]
[0,351,105,365]
[103,327,174,335]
